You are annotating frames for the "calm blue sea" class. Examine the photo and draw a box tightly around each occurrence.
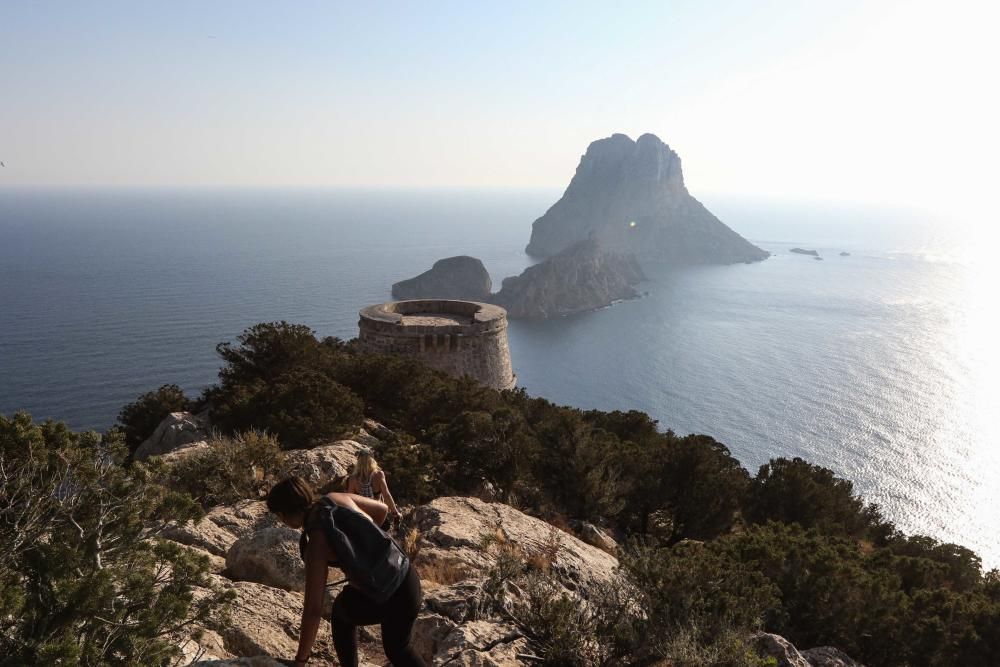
[2,187,997,568]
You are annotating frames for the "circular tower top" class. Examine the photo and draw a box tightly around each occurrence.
[357,300,515,391]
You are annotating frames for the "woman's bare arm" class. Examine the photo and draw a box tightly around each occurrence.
[328,492,388,526]
[376,471,400,516]
[294,530,329,664]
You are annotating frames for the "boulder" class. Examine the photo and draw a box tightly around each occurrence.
[570,520,618,553]
[175,629,228,664]
[362,418,394,440]
[525,133,768,264]
[163,500,277,557]
[172,542,228,575]
[134,411,209,460]
[422,580,483,623]
[802,646,866,667]
[226,526,304,591]
[433,619,529,666]
[283,440,368,490]
[392,256,493,301]
[411,497,619,594]
[753,633,812,667]
[411,612,458,664]
[212,580,337,662]
[159,439,211,464]
[353,429,382,450]
[413,613,528,667]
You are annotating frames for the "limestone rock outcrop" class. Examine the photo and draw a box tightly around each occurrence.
[801,646,866,667]
[753,633,866,667]
[282,439,368,491]
[755,633,812,667]
[165,493,864,667]
[226,525,304,591]
[525,133,768,264]
[413,616,529,666]
[134,411,209,460]
[162,500,276,557]
[492,239,645,319]
[209,579,338,662]
[569,520,618,553]
[411,496,619,593]
[392,256,493,301]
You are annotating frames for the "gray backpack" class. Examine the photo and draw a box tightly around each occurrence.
[299,497,409,603]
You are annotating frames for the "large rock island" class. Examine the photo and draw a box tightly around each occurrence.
[493,239,645,318]
[390,240,645,319]
[391,256,492,301]
[525,133,769,264]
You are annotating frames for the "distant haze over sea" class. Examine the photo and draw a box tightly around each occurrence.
[1,187,997,567]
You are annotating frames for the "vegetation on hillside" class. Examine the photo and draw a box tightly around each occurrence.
[13,320,1000,665]
[0,413,231,666]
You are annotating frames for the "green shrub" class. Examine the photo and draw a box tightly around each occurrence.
[713,522,1000,667]
[204,323,363,447]
[116,383,191,455]
[745,457,883,538]
[0,413,230,666]
[376,432,441,506]
[530,410,626,522]
[616,433,748,542]
[623,540,778,650]
[167,430,285,508]
[430,408,539,501]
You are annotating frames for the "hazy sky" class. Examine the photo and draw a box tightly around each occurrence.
[2,1,997,215]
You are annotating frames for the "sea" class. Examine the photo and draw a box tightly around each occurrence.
[1,187,997,568]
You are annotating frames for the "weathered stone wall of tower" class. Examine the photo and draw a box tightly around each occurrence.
[358,300,516,391]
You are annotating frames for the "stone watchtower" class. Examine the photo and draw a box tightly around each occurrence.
[357,300,516,391]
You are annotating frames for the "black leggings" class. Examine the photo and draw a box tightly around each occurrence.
[331,565,426,667]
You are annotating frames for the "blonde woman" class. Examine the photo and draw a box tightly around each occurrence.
[347,449,401,522]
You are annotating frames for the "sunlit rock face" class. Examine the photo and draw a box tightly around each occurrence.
[525,133,769,264]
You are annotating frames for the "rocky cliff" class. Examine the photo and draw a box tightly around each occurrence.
[525,133,769,264]
[391,256,492,301]
[492,239,645,318]
[142,413,863,667]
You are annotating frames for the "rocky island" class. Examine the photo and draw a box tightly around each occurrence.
[391,255,492,301]
[389,132,776,318]
[390,240,645,319]
[492,239,645,318]
[790,248,820,256]
[525,133,769,264]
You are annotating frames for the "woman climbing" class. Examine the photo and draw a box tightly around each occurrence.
[267,476,426,667]
[346,449,402,524]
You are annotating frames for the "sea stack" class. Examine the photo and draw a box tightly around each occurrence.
[493,239,645,318]
[391,256,492,301]
[525,133,768,264]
